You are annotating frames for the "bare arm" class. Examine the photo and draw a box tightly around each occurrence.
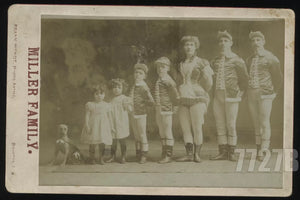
[123,96,133,113]
[200,65,214,92]
[107,105,116,133]
[85,103,91,133]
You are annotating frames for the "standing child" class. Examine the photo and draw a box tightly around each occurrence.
[154,57,180,163]
[129,63,155,164]
[106,78,132,164]
[81,84,113,165]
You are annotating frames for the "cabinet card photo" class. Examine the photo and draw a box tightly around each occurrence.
[6,5,295,196]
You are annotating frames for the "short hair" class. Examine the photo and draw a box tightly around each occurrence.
[155,57,171,71]
[217,30,233,41]
[134,63,148,74]
[249,31,265,41]
[58,124,68,132]
[180,36,200,49]
[155,57,171,67]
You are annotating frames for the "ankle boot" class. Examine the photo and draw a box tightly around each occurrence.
[120,155,126,164]
[158,146,166,163]
[176,143,194,162]
[228,145,237,161]
[161,145,166,158]
[139,151,147,164]
[210,144,228,160]
[194,144,202,163]
[89,144,96,164]
[256,144,263,161]
[158,145,173,164]
[136,149,141,161]
[106,152,116,163]
[98,144,105,165]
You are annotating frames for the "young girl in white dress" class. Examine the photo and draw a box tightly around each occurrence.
[106,78,132,164]
[81,84,114,165]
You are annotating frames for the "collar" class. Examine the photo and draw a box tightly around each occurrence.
[114,94,123,97]
[219,51,237,58]
[185,55,196,63]
[135,80,147,86]
[159,74,171,81]
[254,48,268,56]
[61,136,70,143]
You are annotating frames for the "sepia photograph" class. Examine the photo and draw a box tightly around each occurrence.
[5,5,295,196]
[39,17,285,187]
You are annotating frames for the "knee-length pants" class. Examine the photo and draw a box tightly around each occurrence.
[130,114,148,151]
[156,110,174,146]
[213,90,239,146]
[248,89,274,150]
[178,102,206,145]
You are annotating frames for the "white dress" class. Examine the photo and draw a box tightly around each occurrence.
[81,101,112,145]
[110,95,131,139]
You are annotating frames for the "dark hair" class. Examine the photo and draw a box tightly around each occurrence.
[91,84,107,94]
[109,78,128,94]
[180,36,200,49]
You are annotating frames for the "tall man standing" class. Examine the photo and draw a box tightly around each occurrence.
[210,31,249,161]
[246,31,283,161]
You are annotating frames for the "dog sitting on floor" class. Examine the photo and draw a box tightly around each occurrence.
[48,124,84,166]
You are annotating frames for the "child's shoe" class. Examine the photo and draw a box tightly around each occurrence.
[120,141,127,164]
[89,144,96,164]
[99,157,105,165]
[106,155,116,163]
[136,150,141,161]
[98,143,105,165]
[120,155,126,164]
[139,151,147,164]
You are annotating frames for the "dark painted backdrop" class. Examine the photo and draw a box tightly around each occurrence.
[40,18,284,161]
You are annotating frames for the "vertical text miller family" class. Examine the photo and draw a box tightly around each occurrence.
[27,47,40,154]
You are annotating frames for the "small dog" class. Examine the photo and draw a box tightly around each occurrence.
[49,124,84,166]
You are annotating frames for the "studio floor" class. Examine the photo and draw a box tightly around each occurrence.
[39,137,283,188]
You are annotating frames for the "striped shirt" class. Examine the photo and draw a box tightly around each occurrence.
[211,52,249,99]
[154,75,179,112]
[129,81,155,115]
[246,49,282,95]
